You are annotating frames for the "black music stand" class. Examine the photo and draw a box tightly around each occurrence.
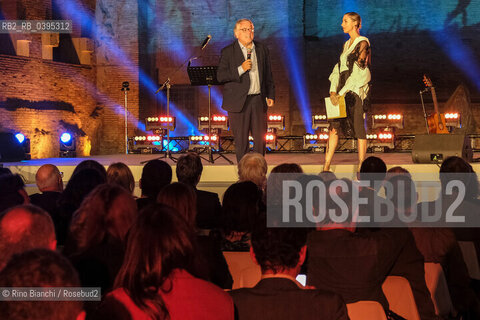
[187,66,233,164]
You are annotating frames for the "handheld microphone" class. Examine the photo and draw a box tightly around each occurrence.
[247,48,252,60]
[201,35,212,50]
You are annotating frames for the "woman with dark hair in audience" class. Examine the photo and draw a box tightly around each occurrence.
[157,183,233,289]
[92,204,234,320]
[219,181,264,251]
[64,184,137,295]
[107,162,136,195]
[71,159,107,180]
[56,168,106,245]
[270,163,303,174]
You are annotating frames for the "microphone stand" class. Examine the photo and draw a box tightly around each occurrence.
[142,46,207,164]
[121,82,130,154]
[141,36,211,164]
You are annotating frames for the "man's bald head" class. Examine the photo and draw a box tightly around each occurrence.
[36,164,63,192]
[0,205,56,270]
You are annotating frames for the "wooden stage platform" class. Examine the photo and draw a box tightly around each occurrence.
[3,151,480,199]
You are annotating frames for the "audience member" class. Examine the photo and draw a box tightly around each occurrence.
[357,155,387,192]
[358,161,437,319]
[230,223,349,320]
[0,167,12,175]
[92,204,234,320]
[137,159,172,210]
[0,205,56,271]
[238,153,268,190]
[0,173,29,213]
[64,184,137,294]
[30,164,63,231]
[270,163,303,174]
[176,153,222,229]
[0,249,85,320]
[389,168,480,317]
[157,182,233,289]
[107,162,135,194]
[56,168,105,245]
[71,159,107,180]
[306,178,412,315]
[220,181,264,251]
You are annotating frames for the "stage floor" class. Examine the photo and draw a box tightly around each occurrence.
[3,152,480,198]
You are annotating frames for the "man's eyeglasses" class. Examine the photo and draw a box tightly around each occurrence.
[239,28,254,33]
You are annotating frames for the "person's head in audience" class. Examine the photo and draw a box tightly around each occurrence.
[35,164,63,193]
[386,166,411,176]
[439,156,479,199]
[139,159,172,199]
[176,153,203,187]
[0,173,29,213]
[157,182,197,229]
[114,204,196,319]
[0,249,85,320]
[58,168,105,211]
[67,184,137,255]
[251,223,308,278]
[385,174,418,219]
[238,152,268,190]
[318,170,337,182]
[71,159,107,180]
[358,156,387,192]
[0,205,56,270]
[270,163,303,174]
[222,181,263,237]
[107,162,135,194]
[0,167,12,175]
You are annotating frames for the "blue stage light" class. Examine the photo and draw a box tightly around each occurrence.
[60,133,72,144]
[15,133,25,144]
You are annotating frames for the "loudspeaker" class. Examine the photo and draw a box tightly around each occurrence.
[0,132,27,162]
[412,134,472,164]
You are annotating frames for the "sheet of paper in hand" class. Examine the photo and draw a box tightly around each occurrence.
[325,95,347,119]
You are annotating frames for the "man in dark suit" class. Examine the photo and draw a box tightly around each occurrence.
[176,153,222,230]
[30,164,63,231]
[217,18,275,163]
[230,222,348,320]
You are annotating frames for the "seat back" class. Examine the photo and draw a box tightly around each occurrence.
[347,301,387,320]
[424,262,455,317]
[382,276,420,320]
[223,251,261,289]
[239,264,262,288]
[458,241,480,280]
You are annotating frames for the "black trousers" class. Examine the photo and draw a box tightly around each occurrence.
[228,94,266,163]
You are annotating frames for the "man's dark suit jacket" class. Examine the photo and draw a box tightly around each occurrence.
[217,40,275,113]
[306,228,408,311]
[230,277,349,320]
[196,188,222,230]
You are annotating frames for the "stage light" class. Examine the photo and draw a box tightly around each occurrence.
[132,135,164,153]
[15,133,25,144]
[197,115,229,131]
[265,132,277,150]
[188,134,219,151]
[371,113,404,129]
[145,116,176,131]
[444,112,461,128]
[367,129,395,151]
[267,114,285,130]
[303,128,329,151]
[312,114,329,130]
[59,132,76,157]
